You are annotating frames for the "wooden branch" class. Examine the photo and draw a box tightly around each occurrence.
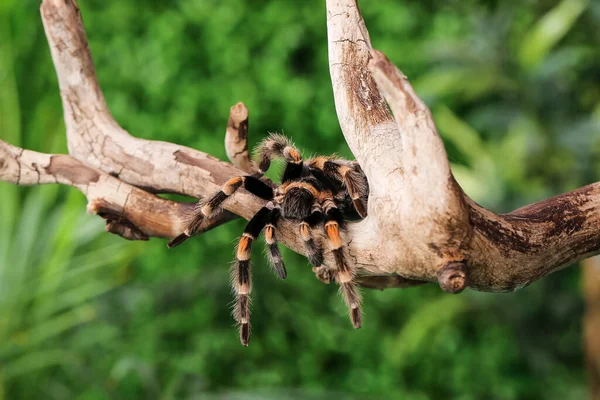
[0,0,597,294]
[366,50,471,285]
[0,139,202,240]
[225,102,258,174]
[324,0,600,292]
[326,0,398,187]
[40,0,244,202]
[356,275,427,290]
[583,257,600,399]
[34,0,369,280]
[364,45,600,291]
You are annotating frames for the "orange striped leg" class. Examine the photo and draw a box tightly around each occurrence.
[324,205,362,328]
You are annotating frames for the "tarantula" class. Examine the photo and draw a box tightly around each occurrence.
[171,134,369,346]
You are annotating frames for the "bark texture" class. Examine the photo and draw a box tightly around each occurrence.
[0,0,598,293]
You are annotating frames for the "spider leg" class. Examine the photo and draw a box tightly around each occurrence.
[232,206,284,346]
[254,133,304,182]
[264,208,287,280]
[199,175,273,219]
[312,265,334,284]
[299,201,324,267]
[171,175,273,245]
[323,199,363,329]
[308,157,369,218]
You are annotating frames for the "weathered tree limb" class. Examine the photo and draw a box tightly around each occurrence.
[0,0,598,293]
[225,102,258,174]
[0,139,202,240]
[325,0,600,292]
[35,0,379,279]
[41,0,242,202]
[355,275,427,290]
[326,0,397,184]
[584,257,600,399]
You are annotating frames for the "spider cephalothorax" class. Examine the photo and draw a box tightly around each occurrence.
[176,134,369,346]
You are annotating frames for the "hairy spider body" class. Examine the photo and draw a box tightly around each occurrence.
[175,134,369,346]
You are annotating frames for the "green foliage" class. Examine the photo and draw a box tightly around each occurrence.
[1,0,599,398]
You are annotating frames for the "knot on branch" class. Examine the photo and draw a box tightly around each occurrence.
[437,261,469,294]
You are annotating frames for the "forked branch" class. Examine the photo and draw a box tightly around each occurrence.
[0,0,598,293]
[0,139,229,240]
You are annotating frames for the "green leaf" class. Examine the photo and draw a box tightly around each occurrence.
[434,106,505,205]
[3,350,79,381]
[518,0,590,70]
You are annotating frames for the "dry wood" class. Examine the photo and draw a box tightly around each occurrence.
[0,0,598,293]
[0,139,230,240]
[225,102,258,174]
[584,257,600,399]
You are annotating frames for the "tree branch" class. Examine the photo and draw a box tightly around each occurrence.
[33,0,389,287]
[583,256,600,399]
[0,0,597,294]
[325,0,600,292]
[326,0,399,188]
[0,139,210,240]
[225,102,258,174]
[41,0,246,203]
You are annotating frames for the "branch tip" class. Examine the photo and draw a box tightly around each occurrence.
[230,102,249,122]
[368,50,402,76]
[225,102,257,174]
[86,199,101,215]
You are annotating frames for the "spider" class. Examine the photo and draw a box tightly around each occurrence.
[171,134,369,346]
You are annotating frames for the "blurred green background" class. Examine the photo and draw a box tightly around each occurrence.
[1,0,600,398]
